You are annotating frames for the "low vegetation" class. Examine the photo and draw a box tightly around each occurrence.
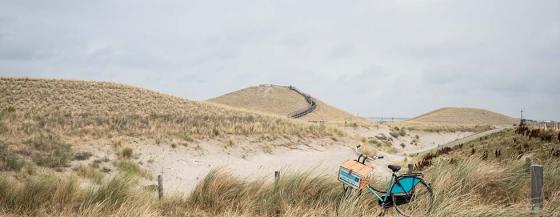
[406,107,517,126]
[2,148,558,216]
[0,78,345,146]
[399,123,495,133]
[389,126,407,138]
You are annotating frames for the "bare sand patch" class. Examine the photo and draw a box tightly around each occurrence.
[135,142,400,192]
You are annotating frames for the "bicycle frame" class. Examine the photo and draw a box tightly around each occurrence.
[366,173,398,205]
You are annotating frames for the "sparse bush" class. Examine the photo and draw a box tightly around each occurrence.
[74,151,93,161]
[387,146,399,154]
[90,159,102,168]
[212,128,220,137]
[399,128,407,137]
[0,141,27,171]
[389,131,400,138]
[117,160,150,178]
[182,132,194,142]
[25,135,73,168]
[75,165,104,183]
[358,144,377,157]
[119,147,133,159]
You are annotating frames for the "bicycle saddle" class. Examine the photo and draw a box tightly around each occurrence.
[388,165,401,172]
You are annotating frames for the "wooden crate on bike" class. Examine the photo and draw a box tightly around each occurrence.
[338,160,373,190]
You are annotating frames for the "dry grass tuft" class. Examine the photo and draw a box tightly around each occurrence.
[0,77,342,144]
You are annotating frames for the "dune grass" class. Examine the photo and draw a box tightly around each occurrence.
[0,150,559,217]
[208,84,367,123]
[0,77,344,144]
[407,107,517,126]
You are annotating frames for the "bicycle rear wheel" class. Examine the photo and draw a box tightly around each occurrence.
[392,181,433,217]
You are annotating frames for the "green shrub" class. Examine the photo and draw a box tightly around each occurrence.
[84,175,135,209]
[26,135,73,168]
[75,165,104,183]
[399,128,407,137]
[117,160,150,178]
[119,147,133,159]
[182,132,194,142]
[74,151,93,161]
[5,155,26,171]
[31,144,72,168]
[0,141,26,171]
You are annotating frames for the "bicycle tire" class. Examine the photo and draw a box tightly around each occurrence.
[391,180,433,217]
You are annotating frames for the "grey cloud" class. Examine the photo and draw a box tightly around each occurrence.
[0,0,559,120]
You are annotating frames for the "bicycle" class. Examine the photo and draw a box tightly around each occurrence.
[336,147,433,217]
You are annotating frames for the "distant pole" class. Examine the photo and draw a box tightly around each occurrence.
[158,175,163,200]
[530,165,544,216]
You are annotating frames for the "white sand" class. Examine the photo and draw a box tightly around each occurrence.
[136,143,398,192]
[122,125,500,193]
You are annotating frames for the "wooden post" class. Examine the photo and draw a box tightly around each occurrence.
[274,171,281,216]
[157,175,163,200]
[530,165,544,215]
[274,171,280,186]
[408,164,414,174]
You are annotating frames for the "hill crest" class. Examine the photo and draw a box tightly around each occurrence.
[208,84,365,123]
[0,77,339,140]
[407,107,517,126]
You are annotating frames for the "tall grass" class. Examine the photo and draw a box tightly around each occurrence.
[0,174,155,217]
[0,156,558,217]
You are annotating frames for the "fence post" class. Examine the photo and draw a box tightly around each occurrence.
[158,174,163,200]
[274,171,281,216]
[530,165,544,216]
[274,171,280,186]
[408,164,414,174]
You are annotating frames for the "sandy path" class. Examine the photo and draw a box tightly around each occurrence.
[341,126,475,154]
[136,143,400,193]
[134,127,507,193]
[408,127,508,156]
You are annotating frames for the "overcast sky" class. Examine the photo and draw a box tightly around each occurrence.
[1,0,559,120]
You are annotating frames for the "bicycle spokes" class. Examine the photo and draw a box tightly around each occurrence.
[392,181,433,217]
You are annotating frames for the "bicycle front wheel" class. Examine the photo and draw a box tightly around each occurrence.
[392,181,433,217]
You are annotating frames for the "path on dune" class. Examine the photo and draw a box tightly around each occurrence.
[138,144,371,192]
[407,127,510,156]
[287,86,317,118]
[138,128,510,193]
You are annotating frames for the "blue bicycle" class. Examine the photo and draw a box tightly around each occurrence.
[336,149,433,217]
